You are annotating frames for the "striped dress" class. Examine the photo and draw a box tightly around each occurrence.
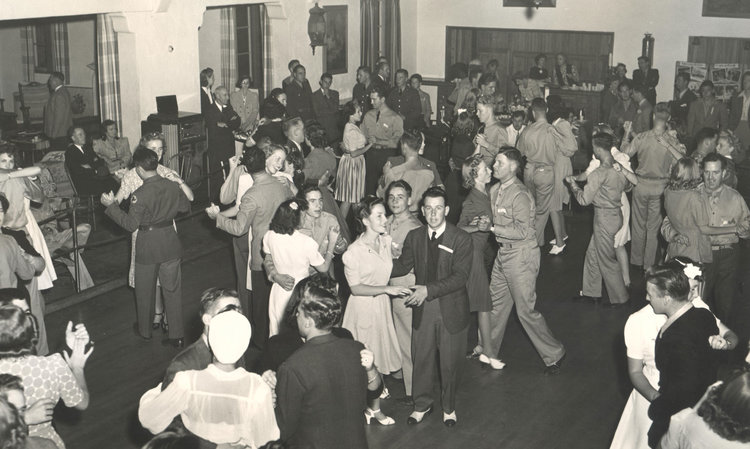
[335,122,367,203]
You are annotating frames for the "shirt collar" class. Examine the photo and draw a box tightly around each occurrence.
[428,221,446,239]
[75,144,84,152]
[499,177,516,191]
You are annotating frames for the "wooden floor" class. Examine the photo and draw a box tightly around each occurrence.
[45,212,750,449]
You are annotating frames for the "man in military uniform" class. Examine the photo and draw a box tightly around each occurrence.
[101,147,190,347]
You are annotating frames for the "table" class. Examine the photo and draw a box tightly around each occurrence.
[7,135,50,166]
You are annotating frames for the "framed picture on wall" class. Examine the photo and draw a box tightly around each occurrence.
[703,0,750,18]
[323,5,347,75]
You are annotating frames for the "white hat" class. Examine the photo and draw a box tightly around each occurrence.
[208,311,251,364]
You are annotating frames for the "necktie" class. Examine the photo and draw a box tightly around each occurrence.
[431,231,437,241]
[376,111,381,123]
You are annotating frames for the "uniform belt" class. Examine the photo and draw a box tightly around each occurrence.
[711,243,737,250]
[139,220,173,232]
[636,174,669,181]
[527,162,553,169]
[497,240,537,249]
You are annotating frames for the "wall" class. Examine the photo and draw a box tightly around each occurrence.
[198,8,222,89]
[414,0,750,101]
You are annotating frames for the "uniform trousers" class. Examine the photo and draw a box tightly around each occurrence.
[630,178,667,269]
[390,273,415,396]
[703,245,738,323]
[488,244,565,366]
[232,236,251,315]
[364,148,398,196]
[412,298,467,414]
[523,164,554,247]
[134,257,184,339]
[582,208,629,304]
[250,270,272,350]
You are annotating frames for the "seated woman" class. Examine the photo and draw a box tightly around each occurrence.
[139,311,279,448]
[644,261,720,448]
[276,283,383,449]
[659,369,750,449]
[609,257,737,449]
[0,306,93,449]
[262,198,337,336]
[92,119,132,178]
[253,89,288,145]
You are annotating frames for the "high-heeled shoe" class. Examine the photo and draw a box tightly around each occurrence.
[379,386,390,400]
[364,408,395,425]
[152,313,163,330]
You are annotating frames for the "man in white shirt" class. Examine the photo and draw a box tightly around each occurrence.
[506,110,526,147]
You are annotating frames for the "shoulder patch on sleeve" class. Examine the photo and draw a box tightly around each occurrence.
[131,194,137,204]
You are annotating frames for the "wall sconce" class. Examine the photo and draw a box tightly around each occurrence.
[308,2,326,55]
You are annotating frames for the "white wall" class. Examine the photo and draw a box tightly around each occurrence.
[414,0,750,101]
[199,8,222,89]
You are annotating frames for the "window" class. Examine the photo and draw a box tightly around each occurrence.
[235,5,264,94]
[35,23,55,74]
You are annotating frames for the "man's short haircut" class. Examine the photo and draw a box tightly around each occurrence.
[300,184,322,200]
[592,132,615,151]
[0,194,8,213]
[400,129,423,152]
[305,122,328,148]
[376,60,390,73]
[676,72,691,84]
[370,84,388,99]
[633,85,649,96]
[132,146,159,171]
[386,179,413,198]
[395,68,409,78]
[449,63,468,80]
[357,65,371,76]
[294,64,306,74]
[500,146,523,174]
[288,59,300,71]
[511,110,527,120]
[320,72,332,81]
[616,62,627,71]
[534,53,546,64]
[702,152,727,170]
[487,59,499,68]
[283,117,304,136]
[468,67,482,82]
[695,127,719,145]
[422,186,447,205]
[200,68,214,87]
[198,287,239,318]
[619,79,633,90]
[410,73,423,83]
[244,145,269,174]
[654,102,671,121]
[531,97,547,112]
[67,126,84,138]
[478,72,497,88]
[700,80,715,90]
[638,56,650,63]
[50,71,65,83]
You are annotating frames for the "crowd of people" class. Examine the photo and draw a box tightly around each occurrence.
[1,51,750,449]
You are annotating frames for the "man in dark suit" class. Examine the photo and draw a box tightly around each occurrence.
[372,60,391,95]
[670,72,697,132]
[311,73,341,144]
[392,187,472,427]
[43,72,74,148]
[387,69,423,130]
[205,86,241,184]
[352,66,374,112]
[283,117,311,158]
[65,126,119,196]
[162,287,242,388]
[632,56,659,106]
[284,64,315,122]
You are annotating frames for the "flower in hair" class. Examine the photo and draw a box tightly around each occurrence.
[683,263,702,280]
[289,201,298,210]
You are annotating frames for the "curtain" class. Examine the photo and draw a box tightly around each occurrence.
[220,7,237,89]
[20,26,36,82]
[97,14,122,132]
[262,4,273,98]
[360,0,378,70]
[52,23,70,82]
[383,0,401,77]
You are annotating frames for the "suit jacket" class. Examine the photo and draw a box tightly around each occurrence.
[686,98,728,137]
[311,89,341,143]
[65,143,110,192]
[671,89,697,127]
[205,102,241,161]
[43,86,73,139]
[284,79,315,122]
[633,68,659,104]
[728,92,750,130]
[392,222,472,334]
[285,139,311,158]
[162,338,212,389]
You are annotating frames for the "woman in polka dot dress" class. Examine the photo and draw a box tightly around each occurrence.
[0,307,93,448]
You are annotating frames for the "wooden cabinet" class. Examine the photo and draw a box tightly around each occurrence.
[547,87,603,125]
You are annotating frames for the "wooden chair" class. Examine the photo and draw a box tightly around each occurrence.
[17,81,49,128]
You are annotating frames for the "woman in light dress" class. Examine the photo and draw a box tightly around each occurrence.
[115,132,194,331]
[335,100,371,221]
[609,257,738,449]
[262,198,337,336]
[342,196,411,426]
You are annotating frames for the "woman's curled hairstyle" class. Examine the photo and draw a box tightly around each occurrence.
[644,262,691,303]
[297,285,342,330]
[0,307,37,359]
[269,199,308,235]
[461,154,484,189]
[352,195,384,233]
[697,369,750,442]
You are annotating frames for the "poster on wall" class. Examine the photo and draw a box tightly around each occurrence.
[675,61,708,92]
[710,63,742,101]
[703,0,750,18]
[323,5,347,75]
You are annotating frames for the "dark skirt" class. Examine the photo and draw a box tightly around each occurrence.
[467,231,492,312]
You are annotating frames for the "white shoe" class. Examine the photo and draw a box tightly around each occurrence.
[479,354,506,370]
[549,244,566,255]
[379,386,391,399]
[364,408,395,425]
[443,411,457,427]
[548,235,569,245]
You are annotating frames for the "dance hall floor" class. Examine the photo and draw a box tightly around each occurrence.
[46,212,750,449]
